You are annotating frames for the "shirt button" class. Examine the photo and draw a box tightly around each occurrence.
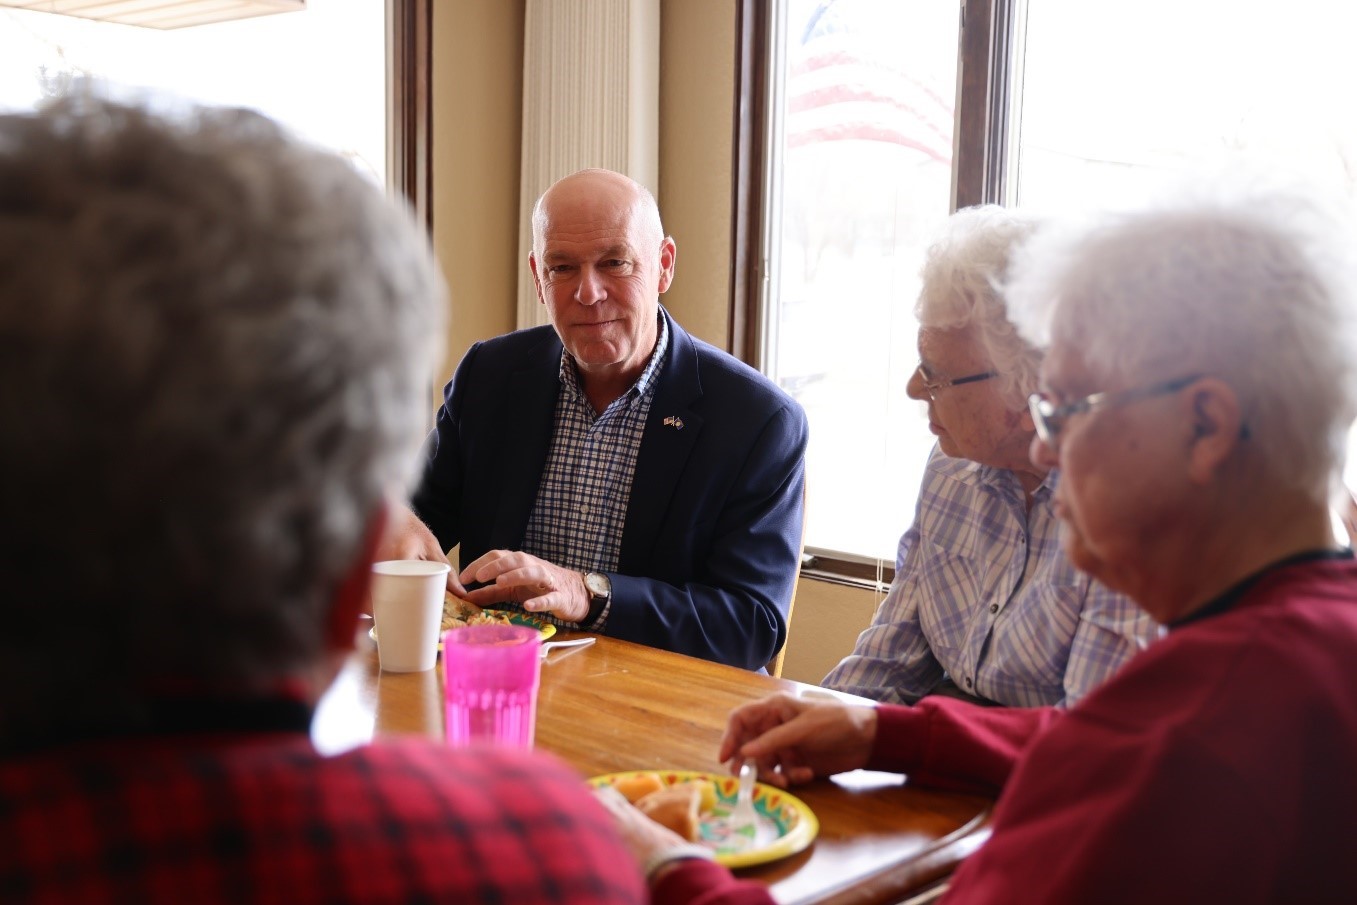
[989,603,999,614]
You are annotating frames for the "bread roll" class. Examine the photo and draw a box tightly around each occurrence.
[635,784,703,842]
[612,772,665,804]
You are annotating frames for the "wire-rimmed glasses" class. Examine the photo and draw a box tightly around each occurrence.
[1027,374,1204,449]
[915,363,998,401]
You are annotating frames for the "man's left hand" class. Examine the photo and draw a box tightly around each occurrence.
[458,550,591,623]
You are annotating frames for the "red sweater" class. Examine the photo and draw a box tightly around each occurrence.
[662,555,1357,905]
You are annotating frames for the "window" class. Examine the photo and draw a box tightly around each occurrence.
[751,0,961,571]
[0,0,429,221]
[1014,0,1357,513]
[1013,0,1357,214]
[2,2,382,173]
[743,0,1357,578]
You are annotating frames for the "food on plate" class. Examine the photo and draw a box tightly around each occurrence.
[678,777,717,814]
[597,773,721,842]
[442,593,514,631]
[371,593,537,646]
[612,771,666,804]
[635,783,703,842]
[589,770,820,867]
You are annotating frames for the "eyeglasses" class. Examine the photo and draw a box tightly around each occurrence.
[914,363,998,401]
[1028,374,1203,449]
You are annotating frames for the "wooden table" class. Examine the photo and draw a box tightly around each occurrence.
[312,630,992,905]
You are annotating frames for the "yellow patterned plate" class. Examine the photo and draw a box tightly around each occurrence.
[589,769,818,869]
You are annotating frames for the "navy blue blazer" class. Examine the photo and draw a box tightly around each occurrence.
[411,309,808,670]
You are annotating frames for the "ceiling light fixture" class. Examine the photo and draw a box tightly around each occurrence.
[0,1,305,31]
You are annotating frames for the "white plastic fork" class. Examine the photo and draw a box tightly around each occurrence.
[727,760,758,851]
[539,637,597,659]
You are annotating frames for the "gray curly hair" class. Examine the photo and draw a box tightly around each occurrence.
[0,97,445,745]
[915,204,1043,410]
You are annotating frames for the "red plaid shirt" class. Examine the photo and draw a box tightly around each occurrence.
[0,703,646,904]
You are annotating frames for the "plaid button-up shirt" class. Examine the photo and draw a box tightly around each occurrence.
[824,444,1162,708]
[521,315,669,630]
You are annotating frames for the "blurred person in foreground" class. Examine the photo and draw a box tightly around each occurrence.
[1341,485,1357,543]
[604,190,1357,903]
[0,98,645,904]
[823,205,1158,708]
[379,168,808,670]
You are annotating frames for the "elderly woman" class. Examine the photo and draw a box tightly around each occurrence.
[0,100,647,904]
[599,190,1357,903]
[824,205,1158,708]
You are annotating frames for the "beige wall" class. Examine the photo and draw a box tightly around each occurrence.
[430,0,525,388]
[781,581,883,685]
[431,0,734,364]
[657,0,735,347]
[429,0,877,684]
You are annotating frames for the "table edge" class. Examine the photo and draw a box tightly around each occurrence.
[781,807,993,905]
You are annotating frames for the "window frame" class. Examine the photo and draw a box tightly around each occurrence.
[730,0,1022,586]
[388,0,432,233]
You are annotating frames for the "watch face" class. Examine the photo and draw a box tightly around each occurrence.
[586,572,611,597]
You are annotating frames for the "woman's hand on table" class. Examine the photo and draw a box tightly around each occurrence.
[719,692,879,788]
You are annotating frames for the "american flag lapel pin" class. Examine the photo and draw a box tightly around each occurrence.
[662,415,685,430]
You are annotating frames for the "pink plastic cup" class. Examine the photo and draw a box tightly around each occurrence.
[442,623,542,748]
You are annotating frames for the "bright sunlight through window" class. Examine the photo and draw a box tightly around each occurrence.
[0,0,384,185]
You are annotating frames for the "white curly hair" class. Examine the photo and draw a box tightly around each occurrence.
[915,204,1044,410]
[1006,188,1357,506]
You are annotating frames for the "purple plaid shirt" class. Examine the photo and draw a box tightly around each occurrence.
[824,444,1162,708]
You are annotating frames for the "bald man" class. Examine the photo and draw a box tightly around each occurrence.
[384,169,808,670]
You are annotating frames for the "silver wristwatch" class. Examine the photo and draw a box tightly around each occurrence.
[583,571,612,624]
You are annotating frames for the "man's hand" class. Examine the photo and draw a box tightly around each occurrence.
[375,503,465,596]
[458,550,591,623]
[717,693,879,788]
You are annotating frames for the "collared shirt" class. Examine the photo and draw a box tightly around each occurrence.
[823,444,1161,708]
[522,313,669,630]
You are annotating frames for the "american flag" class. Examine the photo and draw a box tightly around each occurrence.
[785,0,953,165]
